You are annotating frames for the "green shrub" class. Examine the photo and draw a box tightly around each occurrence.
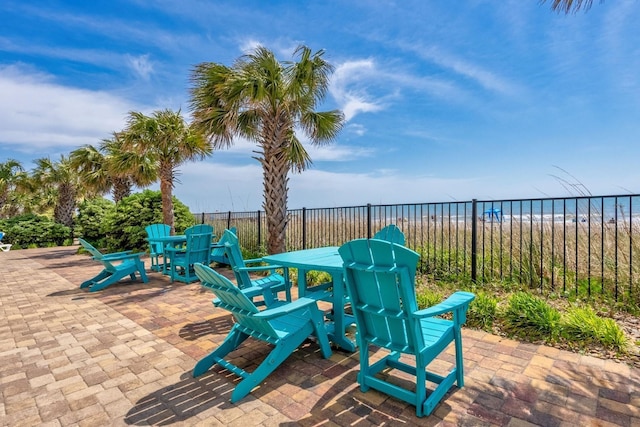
[0,214,71,248]
[467,292,498,331]
[103,190,195,253]
[503,292,561,341]
[306,270,332,286]
[562,306,628,353]
[416,288,444,310]
[76,197,115,247]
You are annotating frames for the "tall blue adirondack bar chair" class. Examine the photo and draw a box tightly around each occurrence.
[339,238,475,417]
[144,223,170,272]
[192,263,332,403]
[165,232,212,283]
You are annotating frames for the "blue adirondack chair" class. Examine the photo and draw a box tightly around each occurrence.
[78,238,148,292]
[144,223,170,272]
[165,232,212,283]
[0,231,12,252]
[373,224,406,245]
[210,227,236,265]
[185,223,214,237]
[192,262,332,403]
[339,238,475,417]
[223,229,292,306]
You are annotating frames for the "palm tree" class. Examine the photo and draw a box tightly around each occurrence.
[69,134,157,203]
[31,155,80,229]
[189,45,345,254]
[542,0,598,13]
[0,159,24,218]
[121,109,211,233]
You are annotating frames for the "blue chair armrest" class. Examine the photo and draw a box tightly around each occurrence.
[101,252,143,261]
[412,291,475,319]
[253,297,318,320]
[236,265,283,273]
[164,247,186,254]
[102,250,133,258]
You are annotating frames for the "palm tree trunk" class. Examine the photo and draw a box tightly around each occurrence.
[262,118,289,254]
[55,183,76,240]
[112,177,132,203]
[159,163,175,234]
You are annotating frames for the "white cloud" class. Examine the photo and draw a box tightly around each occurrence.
[0,65,142,152]
[175,159,483,211]
[127,54,154,80]
[303,144,374,162]
[174,160,263,212]
[346,123,366,136]
[330,60,384,121]
[413,45,521,97]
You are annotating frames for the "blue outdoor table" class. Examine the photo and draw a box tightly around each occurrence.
[146,235,187,274]
[262,246,356,352]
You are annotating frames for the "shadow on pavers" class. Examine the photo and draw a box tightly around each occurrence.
[124,371,237,425]
[179,315,234,341]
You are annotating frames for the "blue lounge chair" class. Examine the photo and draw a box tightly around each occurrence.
[210,227,236,265]
[339,238,475,417]
[79,238,148,292]
[192,262,332,403]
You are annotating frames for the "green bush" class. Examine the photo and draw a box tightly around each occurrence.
[76,197,115,247]
[416,288,444,310]
[562,306,628,353]
[503,292,561,341]
[103,190,195,253]
[0,214,71,248]
[467,292,498,331]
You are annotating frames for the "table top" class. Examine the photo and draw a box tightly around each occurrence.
[146,235,187,243]
[262,246,342,272]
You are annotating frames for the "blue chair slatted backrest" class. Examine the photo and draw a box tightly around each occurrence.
[339,238,475,417]
[166,232,212,283]
[210,227,236,265]
[145,224,170,271]
[373,224,406,246]
[185,224,214,238]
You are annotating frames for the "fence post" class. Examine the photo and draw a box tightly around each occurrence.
[367,203,372,238]
[471,199,478,283]
[201,212,205,224]
[257,210,261,251]
[302,207,307,250]
[227,211,231,229]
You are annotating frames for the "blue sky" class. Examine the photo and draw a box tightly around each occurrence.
[1,0,639,212]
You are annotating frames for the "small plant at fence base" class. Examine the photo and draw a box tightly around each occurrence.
[502,292,563,342]
[466,292,498,331]
[413,284,631,355]
[562,306,628,353]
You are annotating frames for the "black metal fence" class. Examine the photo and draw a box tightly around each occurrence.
[197,194,640,303]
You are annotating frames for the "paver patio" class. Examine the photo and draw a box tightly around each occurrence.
[1,246,638,426]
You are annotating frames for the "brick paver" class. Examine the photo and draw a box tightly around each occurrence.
[1,246,639,426]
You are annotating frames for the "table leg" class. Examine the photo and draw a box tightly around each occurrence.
[298,269,355,352]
